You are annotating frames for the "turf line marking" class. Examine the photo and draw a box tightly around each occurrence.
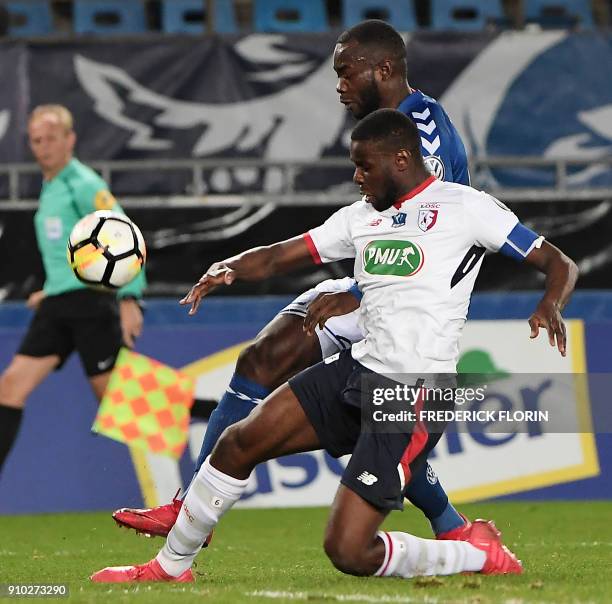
[245,591,436,603]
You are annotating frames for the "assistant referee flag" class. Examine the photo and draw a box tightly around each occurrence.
[93,349,195,459]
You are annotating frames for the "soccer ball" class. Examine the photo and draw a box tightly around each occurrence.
[67,210,146,290]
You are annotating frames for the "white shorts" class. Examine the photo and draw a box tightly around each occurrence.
[280,277,364,358]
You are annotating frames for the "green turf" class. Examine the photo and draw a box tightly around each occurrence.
[0,502,610,603]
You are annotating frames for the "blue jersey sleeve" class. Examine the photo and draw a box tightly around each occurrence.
[402,93,470,186]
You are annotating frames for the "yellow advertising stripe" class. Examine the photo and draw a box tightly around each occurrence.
[180,342,251,378]
[129,341,250,507]
[448,461,601,504]
[570,320,600,478]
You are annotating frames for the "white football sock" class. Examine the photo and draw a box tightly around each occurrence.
[156,456,249,576]
[374,531,486,578]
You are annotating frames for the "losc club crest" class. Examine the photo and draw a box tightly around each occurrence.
[418,209,438,232]
[424,155,445,180]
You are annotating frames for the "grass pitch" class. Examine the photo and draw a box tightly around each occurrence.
[0,502,610,604]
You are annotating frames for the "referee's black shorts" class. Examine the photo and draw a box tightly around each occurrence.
[289,350,453,511]
[18,289,123,376]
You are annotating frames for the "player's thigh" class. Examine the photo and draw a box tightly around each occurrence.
[0,354,60,406]
[16,297,73,370]
[216,351,360,473]
[288,350,363,458]
[280,277,362,359]
[240,383,321,457]
[342,429,419,512]
[212,382,320,476]
[71,297,122,379]
[239,313,322,387]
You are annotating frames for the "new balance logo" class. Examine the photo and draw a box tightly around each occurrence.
[356,471,378,486]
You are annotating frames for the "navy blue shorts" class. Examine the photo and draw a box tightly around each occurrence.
[288,350,451,511]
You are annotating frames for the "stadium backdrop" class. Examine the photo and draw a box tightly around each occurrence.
[0,30,611,298]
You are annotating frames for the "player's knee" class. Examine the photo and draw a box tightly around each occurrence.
[324,533,369,576]
[213,424,257,474]
[214,424,241,459]
[235,334,287,388]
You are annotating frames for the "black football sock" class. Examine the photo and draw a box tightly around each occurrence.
[0,403,23,473]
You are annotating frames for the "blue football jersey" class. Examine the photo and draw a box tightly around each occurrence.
[397,91,470,186]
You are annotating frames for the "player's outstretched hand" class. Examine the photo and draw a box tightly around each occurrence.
[303,291,360,336]
[528,299,567,357]
[180,263,236,316]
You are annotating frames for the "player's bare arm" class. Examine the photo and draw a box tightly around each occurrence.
[303,291,360,336]
[25,290,46,311]
[119,299,143,348]
[180,235,314,315]
[524,240,578,357]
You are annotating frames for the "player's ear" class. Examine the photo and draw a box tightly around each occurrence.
[376,59,393,81]
[67,130,76,149]
[395,149,411,171]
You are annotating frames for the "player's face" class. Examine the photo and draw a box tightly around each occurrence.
[28,114,75,175]
[350,140,401,212]
[334,43,382,120]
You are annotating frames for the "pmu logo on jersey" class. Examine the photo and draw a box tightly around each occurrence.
[418,209,439,232]
[391,212,407,228]
[363,240,424,277]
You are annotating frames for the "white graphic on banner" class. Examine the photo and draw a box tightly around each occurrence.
[440,32,612,187]
[441,32,566,158]
[543,104,612,184]
[74,35,345,193]
[440,31,566,186]
[0,110,10,141]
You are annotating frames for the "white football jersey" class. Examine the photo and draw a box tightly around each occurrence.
[306,176,542,377]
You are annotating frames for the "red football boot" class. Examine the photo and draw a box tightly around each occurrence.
[112,490,182,537]
[467,519,523,575]
[436,512,472,541]
[112,490,213,546]
[90,558,194,583]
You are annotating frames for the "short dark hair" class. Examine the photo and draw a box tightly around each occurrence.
[351,109,421,154]
[337,19,406,68]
